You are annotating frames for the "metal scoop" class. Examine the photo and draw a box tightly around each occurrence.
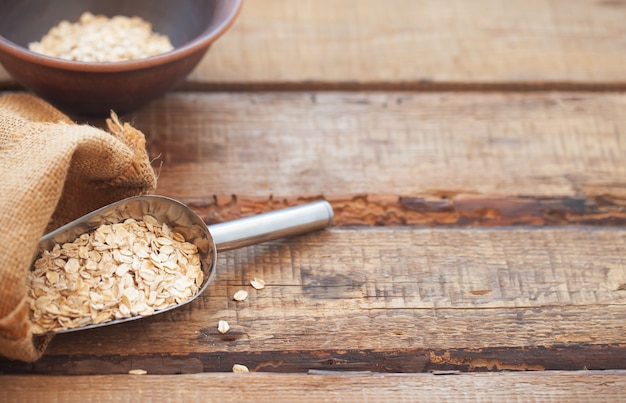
[36,195,334,333]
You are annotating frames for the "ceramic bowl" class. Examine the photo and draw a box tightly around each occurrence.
[0,0,242,115]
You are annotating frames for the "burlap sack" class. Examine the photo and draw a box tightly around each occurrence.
[0,93,157,362]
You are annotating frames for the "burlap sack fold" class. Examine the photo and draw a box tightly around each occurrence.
[0,93,157,362]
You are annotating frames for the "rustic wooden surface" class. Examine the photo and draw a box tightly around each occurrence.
[2,0,626,401]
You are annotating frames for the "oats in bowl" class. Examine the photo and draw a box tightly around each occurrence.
[29,12,174,62]
[0,0,243,115]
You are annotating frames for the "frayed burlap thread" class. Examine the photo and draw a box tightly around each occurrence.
[0,93,157,362]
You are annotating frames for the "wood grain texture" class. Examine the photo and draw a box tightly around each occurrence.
[2,0,626,88]
[1,228,625,374]
[124,92,626,226]
[191,0,626,86]
[3,371,626,402]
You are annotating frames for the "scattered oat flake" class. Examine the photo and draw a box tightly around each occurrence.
[233,290,248,301]
[232,364,249,373]
[218,320,230,334]
[250,277,266,290]
[128,369,148,375]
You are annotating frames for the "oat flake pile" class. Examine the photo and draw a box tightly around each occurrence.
[29,12,174,62]
[0,94,157,362]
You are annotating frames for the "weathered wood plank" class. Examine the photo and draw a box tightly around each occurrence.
[126,92,626,226]
[3,0,626,88]
[3,371,626,402]
[1,228,625,374]
[191,0,626,87]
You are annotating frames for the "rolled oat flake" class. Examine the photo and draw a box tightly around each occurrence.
[233,290,248,301]
[218,320,230,334]
[232,364,249,373]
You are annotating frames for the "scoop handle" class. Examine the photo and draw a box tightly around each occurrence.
[207,201,334,252]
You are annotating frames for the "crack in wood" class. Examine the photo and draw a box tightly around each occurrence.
[179,194,626,227]
[429,351,545,372]
[2,345,624,375]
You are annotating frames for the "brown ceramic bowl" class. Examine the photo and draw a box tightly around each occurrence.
[0,0,242,116]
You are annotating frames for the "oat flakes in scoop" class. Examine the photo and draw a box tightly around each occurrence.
[27,215,203,334]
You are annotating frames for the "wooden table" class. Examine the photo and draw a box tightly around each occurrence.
[2,0,626,400]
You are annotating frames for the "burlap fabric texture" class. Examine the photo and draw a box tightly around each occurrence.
[0,93,157,362]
